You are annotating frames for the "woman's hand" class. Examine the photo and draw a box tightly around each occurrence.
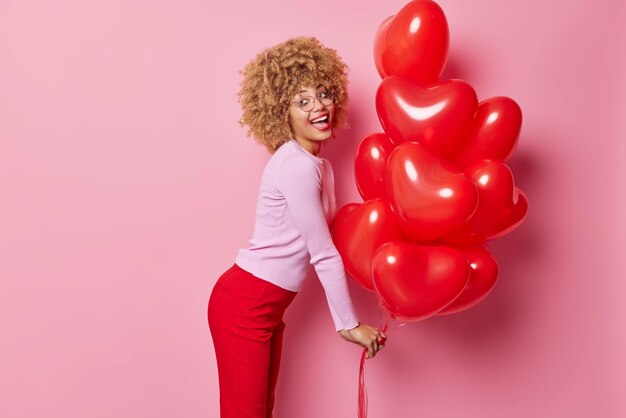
[338,323,387,359]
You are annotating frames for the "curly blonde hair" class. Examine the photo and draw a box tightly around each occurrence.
[237,36,349,153]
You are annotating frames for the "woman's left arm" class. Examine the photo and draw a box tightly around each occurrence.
[276,157,359,331]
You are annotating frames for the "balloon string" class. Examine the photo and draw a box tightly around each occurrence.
[358,305,393,418]
[358,347,368,418]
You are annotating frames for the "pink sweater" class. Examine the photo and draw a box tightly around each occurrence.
[235,139,359,331]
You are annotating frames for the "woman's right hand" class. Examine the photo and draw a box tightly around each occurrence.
[338,323,387,359]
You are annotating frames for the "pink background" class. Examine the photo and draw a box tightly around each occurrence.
[1,0,624,417]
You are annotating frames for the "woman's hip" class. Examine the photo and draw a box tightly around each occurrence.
[208,263,297,330]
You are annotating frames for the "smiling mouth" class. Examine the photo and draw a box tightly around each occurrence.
[309,114,331,130]
[310,114,329,123]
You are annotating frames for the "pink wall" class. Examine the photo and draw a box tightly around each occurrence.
[1,0,624,417]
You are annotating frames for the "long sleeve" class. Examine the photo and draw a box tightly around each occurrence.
[275,156,359,331]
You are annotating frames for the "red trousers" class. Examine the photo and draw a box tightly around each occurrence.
[208,263,298,418]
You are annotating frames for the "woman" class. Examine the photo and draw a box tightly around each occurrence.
[208,36,386,418]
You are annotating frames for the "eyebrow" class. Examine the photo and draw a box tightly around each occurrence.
[299,84,325,93]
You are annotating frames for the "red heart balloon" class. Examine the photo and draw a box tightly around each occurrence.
[387,142,478,242]
[354,132,396,201]
[373,0,449,84]
[372,241,470,321]
[452,96,522,169]
[445,159,528,244]
[376,76,478,160]
[373,14,394,77]
[437,244,499,315]
[331,199,406,291]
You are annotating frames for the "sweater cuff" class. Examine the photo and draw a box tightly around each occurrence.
[336,319,360,332]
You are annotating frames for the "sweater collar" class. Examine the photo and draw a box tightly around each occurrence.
[290,139,323,165]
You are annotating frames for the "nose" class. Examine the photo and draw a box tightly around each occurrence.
[312,98,325,112]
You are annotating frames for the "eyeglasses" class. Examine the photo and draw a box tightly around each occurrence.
[291,90,334,112]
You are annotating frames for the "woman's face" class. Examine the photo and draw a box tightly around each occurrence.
[288,84,335,146]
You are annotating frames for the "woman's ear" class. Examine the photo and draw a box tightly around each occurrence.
[286,116,295,139]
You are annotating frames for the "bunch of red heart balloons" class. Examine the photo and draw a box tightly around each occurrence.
[331,0,528,322]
